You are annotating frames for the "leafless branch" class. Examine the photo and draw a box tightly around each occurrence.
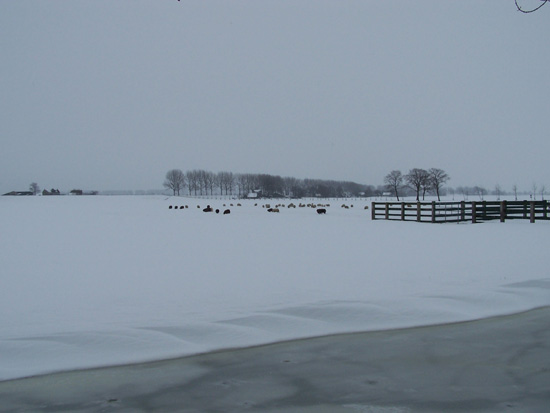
[515,0,548,13]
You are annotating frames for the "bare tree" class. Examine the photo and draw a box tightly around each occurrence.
[458,186,469,201]
[531,182,537,200]
[223,172,234,195]
[405,169,429,201]
[494,184,502,201]
[474,186,487,201]
[541,185,546,200]
[216,172,231,196]
[384,170,403,201]
[204,171,215,196]
[163,169,185,196]
[29,182,40,195]
[447,187,455,200]
[428,168,449,201]
[236,173,247,198]
[186,170,199,196]
[515,0,548,13]
[512,184,518,201]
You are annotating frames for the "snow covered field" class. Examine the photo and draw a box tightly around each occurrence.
[1,195,549,382]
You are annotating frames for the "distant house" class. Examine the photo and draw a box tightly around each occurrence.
[247,190,263,199]
[2,191,33,196]
[42,189,61,196]
[69,189,97,195]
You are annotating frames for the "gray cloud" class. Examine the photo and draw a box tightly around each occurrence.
[1,1,548,194]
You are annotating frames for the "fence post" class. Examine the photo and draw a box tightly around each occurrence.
[482,201,487,220]
[500,200,507,223]
[385,203,389,220]
[530,201,535,223]
[543,200,548,219]
[417,202,421,222]
[460,201,465,221]
[523,200,528,219]
[472,201,477,223]
[371,202,376,220]
[401,202,405,220]
[431,201,436,223]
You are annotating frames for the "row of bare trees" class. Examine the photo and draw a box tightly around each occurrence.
[163,170,234,197]
[163,169,373,198]
[384,168,450,201]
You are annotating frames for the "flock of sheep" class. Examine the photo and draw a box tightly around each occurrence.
[167,201,369,215]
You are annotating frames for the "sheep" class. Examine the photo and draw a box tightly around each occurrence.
[317,208,327,214]
[168,205,173,209]
[203,205,213,212]
[364,205,369,210]
[215,209,220,214]
[267,208,280,213]
[223,209,231,214]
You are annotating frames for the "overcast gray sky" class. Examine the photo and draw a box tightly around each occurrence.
[1,1,548,194]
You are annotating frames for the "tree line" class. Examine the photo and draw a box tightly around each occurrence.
[384,168,450,202]
[165,168,546,201]
[163,169,377,198]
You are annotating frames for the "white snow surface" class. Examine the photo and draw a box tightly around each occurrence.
[1,195,549,381]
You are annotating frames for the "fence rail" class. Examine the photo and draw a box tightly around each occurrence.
[371,200,549,223]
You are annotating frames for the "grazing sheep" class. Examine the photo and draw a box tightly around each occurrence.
[237,203,241,206]
[197,205,201,209]
[267,208,280,213]
[223,209,231,214]
[317,208,327,214]
[203,205,213,212]
[168,205,173,209]
[364,205,369,210]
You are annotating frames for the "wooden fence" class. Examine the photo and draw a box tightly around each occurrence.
[371,200,549,223]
